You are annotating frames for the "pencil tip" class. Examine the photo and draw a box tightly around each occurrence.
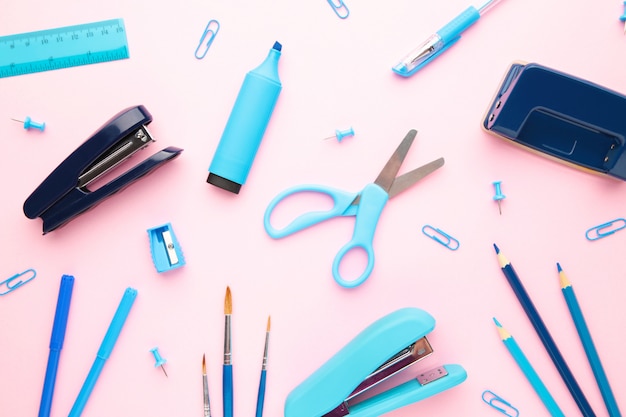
[224,286,232,315]
[556,262,562,272]
[493,317,501,327]
[267,315,271,332]
[202,353,206,373]
[493,243,500,254]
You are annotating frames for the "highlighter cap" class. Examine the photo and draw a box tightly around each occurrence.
[207,172,242,194]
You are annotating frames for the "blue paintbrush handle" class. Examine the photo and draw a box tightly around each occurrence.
[223,364,233,417]
[256,370,267,417]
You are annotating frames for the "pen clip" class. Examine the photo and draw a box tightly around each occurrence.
[0,269,36,295]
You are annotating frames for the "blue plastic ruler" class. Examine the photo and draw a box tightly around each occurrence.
[0,19,129,78]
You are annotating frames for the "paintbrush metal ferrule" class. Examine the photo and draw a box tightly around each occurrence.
[261,331,270,370]
[224,315,232,364]
[202,354,211,417]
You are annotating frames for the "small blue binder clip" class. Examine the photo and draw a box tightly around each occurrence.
[147,223,185,273]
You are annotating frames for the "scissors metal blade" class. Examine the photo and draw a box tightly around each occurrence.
[388,157,444,199]
[373,129,417,193]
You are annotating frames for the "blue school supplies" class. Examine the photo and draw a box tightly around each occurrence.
[38,275,74,417]
[0,269,36,295]
[147,223,186,272]
[207,42,283,194]
[284,308,467,417]
[69,287,137,417]
[327,0,350,19]
[195,20,220,59]
[421,225,459,250]
[12,116,46,131]
[484,62,626,181]
[0,19,129,78]
[585,218,626,241]
[264,130,444,288]
[392,0,503,77]
[481,390,519,416]
[23,105,183,234]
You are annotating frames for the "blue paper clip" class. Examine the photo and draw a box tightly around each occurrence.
[482,390,519,417]
[585,217,626,241]
[1,269,36,295]
[422,225,459,250]
[195,19,220,59]
[327,0,349,19]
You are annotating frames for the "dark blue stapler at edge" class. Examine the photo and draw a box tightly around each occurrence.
[23,105,183,234]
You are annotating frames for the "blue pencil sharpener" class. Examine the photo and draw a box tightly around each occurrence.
[147,223,186,273]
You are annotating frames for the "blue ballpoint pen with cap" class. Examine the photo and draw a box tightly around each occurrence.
[392,0,504,77]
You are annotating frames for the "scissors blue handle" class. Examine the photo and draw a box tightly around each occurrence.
[264,183,389,288]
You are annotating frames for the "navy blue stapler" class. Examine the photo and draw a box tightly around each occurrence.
[23,105,183,234]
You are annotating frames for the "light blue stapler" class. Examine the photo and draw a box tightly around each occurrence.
[285,308,467,417]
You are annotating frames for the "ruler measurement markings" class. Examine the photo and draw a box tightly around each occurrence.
[0,19,128,78]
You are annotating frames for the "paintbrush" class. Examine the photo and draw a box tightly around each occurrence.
[223,286,233,417]
[255,316,271,417]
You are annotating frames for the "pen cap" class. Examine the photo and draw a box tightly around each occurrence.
[208,42,283,194]
[50,275,75,349]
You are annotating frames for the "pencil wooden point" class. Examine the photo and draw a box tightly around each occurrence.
[267,316,271,332]
[493,319,511,340]
[557,263,572,289]
[224,286,232,315]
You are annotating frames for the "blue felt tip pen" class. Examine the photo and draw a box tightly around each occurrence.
[392,0,504,77]
[68,287,137,417]
[207,41,283,194]
[38,275,74,417]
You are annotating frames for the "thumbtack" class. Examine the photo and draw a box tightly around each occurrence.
[492,181,506,215]
[323,127,354,142]
[11,116,46,131]
[150,347,168,377]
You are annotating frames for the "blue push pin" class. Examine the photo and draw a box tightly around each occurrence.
[492,181,506,215]
[323,127,354,142]
[150,347,168,377]
[11,116,46,132]
[620,1,626,33]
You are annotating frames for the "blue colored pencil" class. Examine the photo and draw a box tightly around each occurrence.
[493,244,596,417]
[494,318,565,416]
[558,263,622,417]
[38,275,74,417]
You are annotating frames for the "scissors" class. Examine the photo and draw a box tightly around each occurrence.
[264,129,444,288]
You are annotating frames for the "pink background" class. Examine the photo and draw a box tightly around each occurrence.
[1,0,625,416]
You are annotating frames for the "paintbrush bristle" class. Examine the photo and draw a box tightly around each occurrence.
[267,315,271,332]
[202,353,206,374]
[224,286,232,315]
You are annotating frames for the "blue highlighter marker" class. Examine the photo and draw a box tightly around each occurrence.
[38,275,74,417]
[207,41,283,194]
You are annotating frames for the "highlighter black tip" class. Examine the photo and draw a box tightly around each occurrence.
[493,243,500,254]
[273,41,282,52]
